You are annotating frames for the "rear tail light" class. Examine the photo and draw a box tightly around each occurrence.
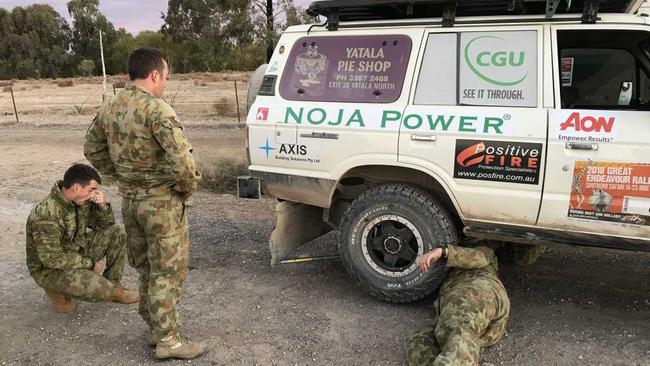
[258,75,277,96]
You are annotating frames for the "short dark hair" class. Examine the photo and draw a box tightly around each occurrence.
[62,164,101,188]
[128,47,166,80]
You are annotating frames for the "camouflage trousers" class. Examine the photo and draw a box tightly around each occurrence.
[33,224,127,302]
[407,281,510,366]
[122,192,189,341]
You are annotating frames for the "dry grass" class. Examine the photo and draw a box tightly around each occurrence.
[198,156,249,193]
[0,81,13,88]
[57,80,74,87]
[214,97,236,116]
[113,80,126,88]
[2,86,11,93]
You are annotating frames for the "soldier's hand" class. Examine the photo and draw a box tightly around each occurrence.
[93,261,104,274]
[173,184,182,193]
[417,248,443,272]
[91,190,107,210]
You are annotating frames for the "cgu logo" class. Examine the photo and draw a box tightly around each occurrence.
[559,112,615,133]
[465,36,528,87]
[476,51,525,67]
[457,142,486,167]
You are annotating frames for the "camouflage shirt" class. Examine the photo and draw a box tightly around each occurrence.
[25,181,115,275]
[84,84,201,199]
[440,245,509,348]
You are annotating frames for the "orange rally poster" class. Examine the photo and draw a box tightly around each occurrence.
[568,161,650,226]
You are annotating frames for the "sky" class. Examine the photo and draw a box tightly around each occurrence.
[0,0,313,35]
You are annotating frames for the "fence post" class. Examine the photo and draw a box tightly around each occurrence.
[10,86,19,123]
[234,80,241,126]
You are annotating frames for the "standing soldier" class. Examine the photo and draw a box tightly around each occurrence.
[407,242,510,366]
[26,164,138,313]
[84,48,206,360]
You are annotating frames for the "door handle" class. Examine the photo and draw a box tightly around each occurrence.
[565,142,598,151]
[411,134,436,142]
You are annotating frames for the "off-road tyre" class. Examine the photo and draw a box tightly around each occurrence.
[339,184,459,303]
[246,64,268,114]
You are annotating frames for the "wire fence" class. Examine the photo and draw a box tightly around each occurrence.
[0,75,251,127]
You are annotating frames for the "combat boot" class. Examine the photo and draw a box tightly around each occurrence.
[106,282,139,304]
[45,289,77,313]
[155,333,208,359]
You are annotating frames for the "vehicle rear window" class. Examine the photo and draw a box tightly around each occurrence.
[279,35,412,103]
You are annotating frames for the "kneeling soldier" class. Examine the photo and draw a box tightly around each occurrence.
[26,164,138,313]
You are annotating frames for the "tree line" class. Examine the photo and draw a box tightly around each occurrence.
[0,0,314,80]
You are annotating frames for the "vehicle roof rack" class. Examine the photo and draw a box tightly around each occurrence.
[306,0,643,30]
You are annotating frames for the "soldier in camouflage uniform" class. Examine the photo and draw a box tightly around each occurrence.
[407,242,510,366]
[83,48,206,360]
[26,164,139,314]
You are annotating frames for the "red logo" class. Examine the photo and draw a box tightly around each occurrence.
[256,107,269,121]
[456,142,486,167]
[560,112,614,133]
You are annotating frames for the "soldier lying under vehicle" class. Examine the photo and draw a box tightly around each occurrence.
[407,242,544,366]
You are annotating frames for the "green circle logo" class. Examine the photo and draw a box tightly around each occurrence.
[464,36,528,87]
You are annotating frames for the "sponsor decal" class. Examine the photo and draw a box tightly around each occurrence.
[459,31,537,107]
[453,139,543,185]
[556,111,616,143]
[295,45,328,87]
[283,106,508,134]
[257,138,320,164]
[561,58,574,87]
[280,35,412,103]
[464,36,528,87]
[256,107,269,121]
[258,138,276,158]
[568,161,650,226]
[267,61,280,73]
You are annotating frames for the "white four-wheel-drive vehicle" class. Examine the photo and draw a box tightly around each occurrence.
[240,0,650,302]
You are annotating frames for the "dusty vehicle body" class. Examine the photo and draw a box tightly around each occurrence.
[241,0,650,302]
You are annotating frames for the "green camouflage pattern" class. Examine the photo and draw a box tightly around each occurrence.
[122,193,189,340]
[26,182,127,301]
[84,84,201,199]
[83,84,199,340]
[407,245,510,366]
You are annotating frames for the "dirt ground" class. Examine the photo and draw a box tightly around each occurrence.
[1,93,650,365]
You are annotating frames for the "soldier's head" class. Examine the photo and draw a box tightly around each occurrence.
[61,164,102,206]
[128,47,168,98]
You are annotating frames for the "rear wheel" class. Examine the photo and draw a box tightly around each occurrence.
[246,64,268,114]
[339,184,459,303]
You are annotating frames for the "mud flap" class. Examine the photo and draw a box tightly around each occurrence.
[270,201,331,265]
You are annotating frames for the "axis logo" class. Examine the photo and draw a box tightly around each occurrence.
[559,112,615,133]
[257,138,308,159]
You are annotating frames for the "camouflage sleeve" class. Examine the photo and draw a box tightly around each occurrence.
[446,245,496,270]
[150,116,201,193]
[83,114,116,177]
[87,203,116,231]
[31,219,94,270]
